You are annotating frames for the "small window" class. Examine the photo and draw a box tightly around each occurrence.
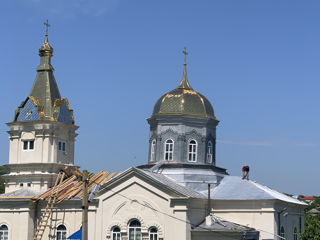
[27,182,31,187]
[19,183,23,187]
[56,224,67,240]
[207,141,213,163]
[112,226,121,240]
[0,225,8,240]
[150,140,156,162]
[23,140,34,150]
[149,227,158,240]
[188,140,197,162]
[293,227,298,240]
[58,141,66,152]
[280,226,285,238]
[128,219,141,240]
[164,139,174,161]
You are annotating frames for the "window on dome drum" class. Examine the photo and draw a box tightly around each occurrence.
[56,224,67,240]
[58,141,66,152]
[188,140,197,162]
[149,227,158,240]
[128,219,141,240]
[164,139,174,161]
[23,140,34,150]
[0,225,8,240]
[150,140,156,162]
[112,226,121,240]
[280,226,285,238]
[207,141,213,163]
[293,227,298,240]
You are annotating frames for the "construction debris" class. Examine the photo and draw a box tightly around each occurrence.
[30,169,116,240]
[0,168,117,240]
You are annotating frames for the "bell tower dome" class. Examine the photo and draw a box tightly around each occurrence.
[3,21,78,193]
[147,48,219,166]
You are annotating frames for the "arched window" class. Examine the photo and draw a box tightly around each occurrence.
[149,227,158,240]
[0,225,8,240]
[207,141,213,163]
[293,227,298,240]
[150,140,156,162]
[112,226,121,240]
[56,224,67,240]
[128,220,141,240]
[164,139,174,161]
[280,226,285,238]
[188,140,197,162]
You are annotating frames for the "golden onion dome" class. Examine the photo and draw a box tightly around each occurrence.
[152,56,216,119]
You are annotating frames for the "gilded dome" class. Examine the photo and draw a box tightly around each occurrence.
[152,64,216,119]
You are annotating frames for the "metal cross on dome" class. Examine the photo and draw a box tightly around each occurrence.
[44,19,50,37]
[183,47,188,65]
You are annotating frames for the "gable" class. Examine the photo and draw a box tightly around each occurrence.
[16,98,40,122]
[57,102,73,124]
[98,168,204,200]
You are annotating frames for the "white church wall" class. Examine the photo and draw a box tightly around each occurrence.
[212,200,276,240]
[96,175,191,240]
[0,201,35,240]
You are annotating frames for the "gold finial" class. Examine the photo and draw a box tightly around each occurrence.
[182,47,188,65]
[44,19,51,42]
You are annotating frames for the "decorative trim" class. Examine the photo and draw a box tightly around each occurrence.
[160,128,178,137]
[145,222,163,236]
[112,201,127,217]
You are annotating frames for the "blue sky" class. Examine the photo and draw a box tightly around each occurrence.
[0,0,319,195]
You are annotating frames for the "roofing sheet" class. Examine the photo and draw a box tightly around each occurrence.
[0,188,44,198]
[192,216,256,232]
[201,175,306,205]
[135,168,206,199]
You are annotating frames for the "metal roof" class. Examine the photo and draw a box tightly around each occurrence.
[0,188,44,198]
[133,168,206,199]
[201,175,306,205]
[151,62,216,119]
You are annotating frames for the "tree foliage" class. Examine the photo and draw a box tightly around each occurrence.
[300,197,320,240]
[300,214,320,240]
[0,166,8,194]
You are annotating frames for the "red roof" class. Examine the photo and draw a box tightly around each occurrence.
[299,196,315,201]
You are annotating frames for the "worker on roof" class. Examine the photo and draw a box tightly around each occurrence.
[242,166,250,180]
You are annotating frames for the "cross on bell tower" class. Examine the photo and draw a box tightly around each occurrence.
[44,19,50,42]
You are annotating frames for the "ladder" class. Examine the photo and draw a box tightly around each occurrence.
[33,171,66,240]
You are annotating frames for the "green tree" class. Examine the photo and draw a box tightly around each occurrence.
[300,214,320,240]
[0,166,8,194]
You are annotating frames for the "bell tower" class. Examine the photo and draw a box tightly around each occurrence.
[3,21,78,193]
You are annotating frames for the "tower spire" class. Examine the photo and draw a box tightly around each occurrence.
[177,47,192,89]
[28,20,61,119]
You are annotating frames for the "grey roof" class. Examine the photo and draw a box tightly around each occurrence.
[133,168,206,199]
[201,175,306,205]
[0,188,44,197]
[309,208,320,214]
[13,37,74,124]
[193,219,255,232]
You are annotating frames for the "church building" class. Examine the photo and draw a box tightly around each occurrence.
[0,26,306,240]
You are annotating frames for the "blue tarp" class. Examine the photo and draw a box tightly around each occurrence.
[67,229,82,239]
